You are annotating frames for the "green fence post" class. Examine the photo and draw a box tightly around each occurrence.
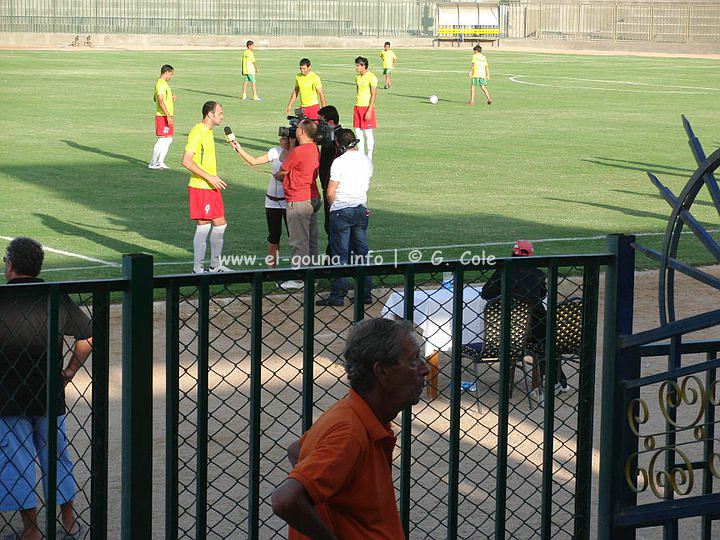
[302,270,316,432]
[446,266,464,540]
[540,260,559,540]
[121,253,154,540]
[597,234,636,540]
[494,260,513,540]
[45,285,60,540]
[248,272,264,540]
[399,266,416,539]
[353,265,366,322]
[196,278,210,540]
[574,260,601,540]
[91,287,111,540]
[165,285,180,540]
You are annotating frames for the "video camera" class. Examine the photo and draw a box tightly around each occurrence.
[278,109,336,146]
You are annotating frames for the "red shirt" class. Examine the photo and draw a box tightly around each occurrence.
[281,142,320,202]
[287,389,403,540]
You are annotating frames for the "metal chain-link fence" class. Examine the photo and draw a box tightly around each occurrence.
[0,256,605,538]
[161,257,602,538]
[0,282,116,540]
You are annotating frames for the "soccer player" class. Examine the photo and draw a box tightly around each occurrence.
[469,44,492,106]
[241,40,261,101]
[149,64,176,170]
[285,58,326,119]
[181,101,232,273]
[353,56,378,161]
[379,41,397,89]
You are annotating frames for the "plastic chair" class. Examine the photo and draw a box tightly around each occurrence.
[529,297,583,397]
[461,298,534,411]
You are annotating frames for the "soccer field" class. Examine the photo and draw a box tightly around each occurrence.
[1,47,719,281]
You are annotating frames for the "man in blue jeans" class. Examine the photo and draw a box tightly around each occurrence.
[316,129,374,307]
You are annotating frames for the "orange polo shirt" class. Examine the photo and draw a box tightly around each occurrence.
[287,389,403,539]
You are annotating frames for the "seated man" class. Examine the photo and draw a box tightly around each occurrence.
[481,240,568,394]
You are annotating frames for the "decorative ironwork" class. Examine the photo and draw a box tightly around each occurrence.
[624,375,720,500]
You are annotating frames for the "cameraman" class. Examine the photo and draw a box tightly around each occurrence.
[316,129,374,307]
[317,105,343,255]
[276,119,321,269]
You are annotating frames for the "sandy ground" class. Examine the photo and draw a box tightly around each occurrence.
[1,266,719,539]
[2,40,720,60]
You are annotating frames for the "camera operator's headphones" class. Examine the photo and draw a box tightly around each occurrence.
[337,138,360,152]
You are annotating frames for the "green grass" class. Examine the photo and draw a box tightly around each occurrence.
[1,47,719,281]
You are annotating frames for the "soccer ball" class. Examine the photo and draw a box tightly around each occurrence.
[429,95,439,104]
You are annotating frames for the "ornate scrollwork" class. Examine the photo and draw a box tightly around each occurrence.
[627,398,649,438]
[658,376,706,429]
[710,379,720,407]
[709,453,720,479]
[625,447,695,498]
[622,374,720,500]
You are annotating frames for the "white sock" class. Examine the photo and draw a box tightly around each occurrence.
[365,129,375,160]
[355,129,365,155]
[193,224,211,272]
[209,224,227,268]
[158,137,173,165]
[150,138,163,165]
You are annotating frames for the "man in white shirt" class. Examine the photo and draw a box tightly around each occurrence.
[316,129,374,307]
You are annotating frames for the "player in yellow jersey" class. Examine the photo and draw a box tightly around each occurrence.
[379,41,397,89]
[469,45,492,106]
[181,101,232,273]
[149,64,176,170]
[353,56,378,161]
[286,58,326,119]
[241,40,262,101]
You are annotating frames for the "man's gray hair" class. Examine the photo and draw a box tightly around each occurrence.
[344,318,416,392]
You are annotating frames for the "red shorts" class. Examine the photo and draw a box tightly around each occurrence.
[301,104,320,119]
[155,116,174,137]
[353,106,377,129]
[188,187,225,220]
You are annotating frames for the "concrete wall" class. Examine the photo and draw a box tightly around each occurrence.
[2,31,719,55]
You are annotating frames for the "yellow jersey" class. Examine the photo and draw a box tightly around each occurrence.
[379,49,397,69]
[155,78,173,117]
[471,53,488,78]
[294,71,322,107]
[242,49,256,75]
[355,71,378,107]
[185,123,217,190]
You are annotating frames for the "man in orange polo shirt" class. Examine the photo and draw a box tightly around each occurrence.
[272,318,429,539]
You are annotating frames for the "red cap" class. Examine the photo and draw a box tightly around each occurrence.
[512,240,534,256]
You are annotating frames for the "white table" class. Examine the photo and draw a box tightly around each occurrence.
[381,285,486,399]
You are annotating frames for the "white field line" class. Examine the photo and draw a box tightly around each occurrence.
[319,63,715,94]
[507,74,709,94]
[36,228,719,272]
[0,235,119,268]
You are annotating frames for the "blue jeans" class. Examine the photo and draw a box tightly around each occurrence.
[329,205,373,300]
[0,415,76,511]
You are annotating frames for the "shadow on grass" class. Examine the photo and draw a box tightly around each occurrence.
[610,189,718,209]
[2,157,631,280]
[35,213,163,256]
[177,87,239,100]
[581,157,694,178]
[544,196,673,223]
[61,140,146,166]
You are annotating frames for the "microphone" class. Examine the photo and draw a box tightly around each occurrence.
[223,126,237,144]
